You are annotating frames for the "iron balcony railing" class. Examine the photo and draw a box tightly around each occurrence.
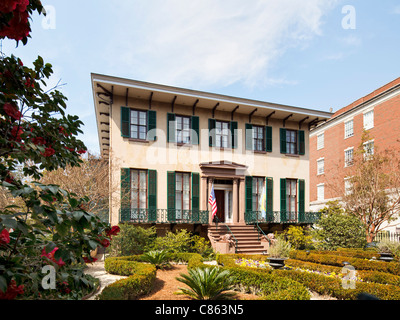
[120,208,209,224]
[245,211,321,225]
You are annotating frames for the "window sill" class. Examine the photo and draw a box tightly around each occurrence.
[285,153,300,158]
[253,150,267,154]
[124,138,150,143]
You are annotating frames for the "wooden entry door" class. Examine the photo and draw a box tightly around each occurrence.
[214,190,225,222]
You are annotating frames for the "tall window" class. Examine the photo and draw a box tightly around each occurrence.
[252,177,265,211]
[364,110,374,130]
[176,116,191,144]
[253,126,265,151]
[345,148,354,167]
[215,121,230,148]
[286,179,297,213]
[131,169,147,209]
[363,140,374,160]
[317,159,325,175]
[317,184,324,201]
[317,133,324,150]
[344,120,354,139]
[175,173,190,217]
[130,109,147,140]
[286,130,298,155]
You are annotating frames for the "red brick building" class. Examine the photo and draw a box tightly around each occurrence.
[309,77,400,233]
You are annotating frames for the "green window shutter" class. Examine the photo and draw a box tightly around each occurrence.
[266,177,273,213]
[191,172,200,222]
[298,179,305,214]
[121,107,130,138]
[280,179,287,222]
[167,113,176,143]
[245,123,253,151]
[147,110,157,141]
[167,171,176,221]
[208,119,216,147]
[298,130,305,155]
[265,126,272,152]
[280,128,287,154]
[191,116,200,145]
[230,121,238,149]
[120,168,131,221]
[148,170,157,222]
[245,176,253,212]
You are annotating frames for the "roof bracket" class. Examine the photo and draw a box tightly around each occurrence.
[193,99,199,115]
[212,103,219,118]
[96,83,113,105]
[299,116,309,129]
[171,96,177,113]
[231,105,239,120]
[282,114,293,128]
[125,88,129,106]
[249,108,258,123]
[149,92,153,110]
[266,111,275,125]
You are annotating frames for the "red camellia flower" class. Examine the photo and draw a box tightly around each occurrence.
[3,103,22,121]
[11,126,23,142]
[0,280,24,300]
[77,149,87,155]
[32,136,46,146]
[0,10,30,41]
[24,77,35,88]
[106,226,120,237]
[83,256,97,264]
[41,247,65,267]
[100,238,110,248]
[42,147,55,157]
[0,0,29,13]
[0,229,10,246]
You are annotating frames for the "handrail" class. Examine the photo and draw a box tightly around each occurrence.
[255,222,271,246]
[120,208,209,224]
[214,216,238,254]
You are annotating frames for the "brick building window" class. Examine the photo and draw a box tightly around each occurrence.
[317,159,325,175]
[363,140,374,160]
[344,120,354,139]
[364,110,374,130]
[317,133,324,150]
[317,184,324,201]
[345,148,354,167]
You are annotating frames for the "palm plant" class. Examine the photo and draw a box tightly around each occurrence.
[176,267,235,300]
[141,250,171,269]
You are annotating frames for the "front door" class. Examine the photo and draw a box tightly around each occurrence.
[214,190,225,222]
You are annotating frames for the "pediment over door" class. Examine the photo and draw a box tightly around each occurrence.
[199,160,248,179]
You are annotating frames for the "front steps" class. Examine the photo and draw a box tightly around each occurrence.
[208,224,267,255]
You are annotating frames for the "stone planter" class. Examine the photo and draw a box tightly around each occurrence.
[267,257,288,269]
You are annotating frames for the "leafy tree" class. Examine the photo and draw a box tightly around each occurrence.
[327,132,400,243]
[0,1,118,299]
[284,226,313,250]
[313,201,367,250]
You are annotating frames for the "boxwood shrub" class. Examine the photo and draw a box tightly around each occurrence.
[97,257,156,300]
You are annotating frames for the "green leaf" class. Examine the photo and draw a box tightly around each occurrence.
[45,242,57,254]
[69,197,79,208]
[0,276,7,293]
[88,240,98,250]
[72,211,84,221]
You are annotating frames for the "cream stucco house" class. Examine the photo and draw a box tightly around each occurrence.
[91,73,331,254]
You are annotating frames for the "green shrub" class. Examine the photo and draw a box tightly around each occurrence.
[109,224,156,256]
[314,201,367,250]
[141,250,172,269]
[176,267,236,300]
[98,257,156,300]
[284,226,313,250]
[289,250,400,276]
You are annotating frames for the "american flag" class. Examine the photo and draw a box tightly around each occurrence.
[208,185,217,217]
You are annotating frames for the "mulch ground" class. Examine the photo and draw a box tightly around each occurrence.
[138,264,260,300]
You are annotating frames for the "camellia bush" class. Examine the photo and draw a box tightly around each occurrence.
[0,1,118,299]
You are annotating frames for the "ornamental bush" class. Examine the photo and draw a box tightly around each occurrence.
[0,2,117,299]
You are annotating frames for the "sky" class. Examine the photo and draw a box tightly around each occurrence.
[2,0,400,154]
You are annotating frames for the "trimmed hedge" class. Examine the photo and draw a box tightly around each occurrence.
[287,259,400,286]
[290,250,400,275]
[97,257,156,300]
[215,254,310,300]
[277,268,400,300]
